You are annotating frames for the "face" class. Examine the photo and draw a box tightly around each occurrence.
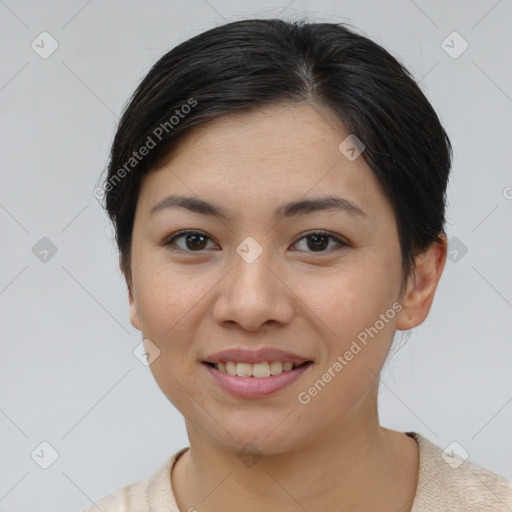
[126,102,407,454]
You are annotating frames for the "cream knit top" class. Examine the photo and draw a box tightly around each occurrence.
[80,432,512,511]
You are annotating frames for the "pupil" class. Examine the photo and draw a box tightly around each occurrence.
[187,233,207,250]
[308,234,328,251]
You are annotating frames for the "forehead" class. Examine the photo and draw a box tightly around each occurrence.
[138,102,390,221]
[158,102,349,166]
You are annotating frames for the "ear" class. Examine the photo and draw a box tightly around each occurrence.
[395,234,447,330]
[119,255,142,331]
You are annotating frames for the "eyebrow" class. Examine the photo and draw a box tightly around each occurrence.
[149,194,367,220]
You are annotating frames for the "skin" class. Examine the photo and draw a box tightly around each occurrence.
[121,101,447,512]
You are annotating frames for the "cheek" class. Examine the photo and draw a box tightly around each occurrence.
[293,252,401,388]
[133,257,206,340]
[134,264,206,410]
[296,251,400,329]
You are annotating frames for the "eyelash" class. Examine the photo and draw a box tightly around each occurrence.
[160,230,348,255]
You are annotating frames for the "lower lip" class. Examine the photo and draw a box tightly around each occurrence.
[202,362,313,399]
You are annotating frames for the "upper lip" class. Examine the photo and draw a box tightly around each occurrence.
[203,347,313,365]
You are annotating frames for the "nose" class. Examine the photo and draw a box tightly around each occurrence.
[211,246,294,332]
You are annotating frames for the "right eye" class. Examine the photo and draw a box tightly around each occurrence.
[161,230,218,253]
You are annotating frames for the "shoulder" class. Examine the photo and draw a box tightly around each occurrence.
[79,448,189,512]
[79,477,150,512]
[409,432,512,511]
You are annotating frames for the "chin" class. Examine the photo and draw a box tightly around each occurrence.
[205,420,304,456]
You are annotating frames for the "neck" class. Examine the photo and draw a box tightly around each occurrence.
[171,391,419,512]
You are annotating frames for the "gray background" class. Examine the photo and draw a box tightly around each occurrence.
[1,1,511,510]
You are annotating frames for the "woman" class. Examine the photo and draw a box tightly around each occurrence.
[85,18,512,511]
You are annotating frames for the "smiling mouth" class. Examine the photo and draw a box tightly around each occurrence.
[202,360,313,378]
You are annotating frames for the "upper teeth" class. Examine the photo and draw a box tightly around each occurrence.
[216,361,295,377]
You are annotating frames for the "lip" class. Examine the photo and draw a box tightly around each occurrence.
[203,360,313,398]
[202,347,312,365]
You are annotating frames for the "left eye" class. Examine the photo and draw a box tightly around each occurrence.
[162,230,346,253]
[292,231,347,253]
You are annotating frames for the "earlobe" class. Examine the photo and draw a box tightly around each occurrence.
[127,284,142,331]
[395,235,447,331]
